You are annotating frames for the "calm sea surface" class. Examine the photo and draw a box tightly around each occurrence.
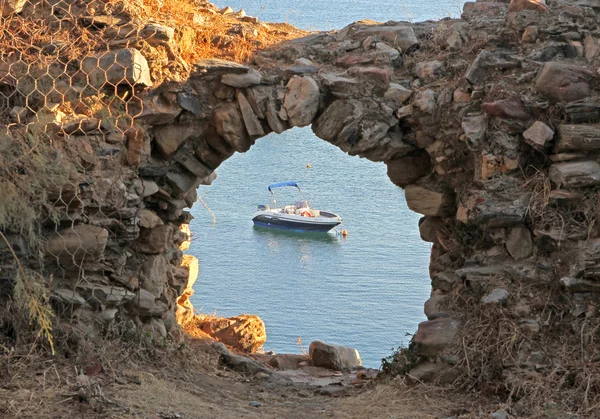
[189,1,460,368]
[214,0,463,31]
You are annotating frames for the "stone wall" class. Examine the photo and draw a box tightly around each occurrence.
[2,0,600,410]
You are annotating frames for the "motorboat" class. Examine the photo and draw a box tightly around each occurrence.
[252,182,343,232]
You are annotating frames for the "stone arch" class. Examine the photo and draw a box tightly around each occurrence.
[31,0,600,401]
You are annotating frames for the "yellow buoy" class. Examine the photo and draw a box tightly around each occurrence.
[342,230,348,237]
[306,163,312,168]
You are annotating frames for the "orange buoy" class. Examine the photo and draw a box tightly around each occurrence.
[342,230,348,237]
[306,163,312,168]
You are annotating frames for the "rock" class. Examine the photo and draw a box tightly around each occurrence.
[375,42,400,60]
[555,124,600,153]
[309,341,362,371]
[221,69,262,88]
[265,99,287,134]
[347,66,391,82]
[336,54,374,67]
[584,34,600,62]
[313,100,363,145]
[249,401,261,408]
[407,361,458,384]
[283,76,319,127]
[44,225,109,266]
[413,318,458,357]
[138,94,181,125]
[419,217,443,243]
[236,90,265,138]
[453,89,471,103]
[522,26,538,43]
[414,61,444,84]
[140,255,167,298]
[197,314,266,353]
[82,48,152,88]
[523,121,553,151]
[176,93,201,116]
[447,31,463,50]
[132,225,174,254]
[220,351,272,376]
[51,289,86,306]
[396,105,413,119]
[213,103,252,152]
[424,295,447,320]
[60,117,101,134]
[269,354,309,370]
[128,289,168,317]
[549,161,600,188]
[413,89,436,114]
[350,25,418,50]
[405,186,455,217]
[140,23,175,46]
[481,288,510,305]
[166,172,200,197]
[535,62,594,103]
[465,50,521,85]
[76,284,136,307]
[432,271,459,293]
[2,0,26,16]
[461,114,487,149]
[506,227,533,260]
[491,409,510,419]
[508,0,548,13]
[138,208,163,229]
[560,277,600,293]
[384,83,413,107]
[386,151,432,187]
[481,97,531,120]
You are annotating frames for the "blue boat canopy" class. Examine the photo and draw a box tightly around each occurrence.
[268,181,299,192]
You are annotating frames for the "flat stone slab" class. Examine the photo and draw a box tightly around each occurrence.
[193,58,250,74]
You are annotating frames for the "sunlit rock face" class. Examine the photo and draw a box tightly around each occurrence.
[3,1,600,410]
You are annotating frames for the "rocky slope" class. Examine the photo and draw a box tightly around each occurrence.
[2,0,600,416]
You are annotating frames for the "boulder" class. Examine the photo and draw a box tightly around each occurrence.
[482,97,531,121]
[383,83,413,108]
[461,114,487,149]
[407,361,458,384]
[45,225,108,266]
[129,289,168,317]
[555,124,600,153]
[140,23,175,46]
[535,62,594,103]
[481,288,510,305]
[140,255,167,298]
[506,227,533,260]
[413,61,444,84]
[197,314,266,353]
[283,76,320,127]
[222,68,262,88]
[523,121,554,151]
[236,90,265,138]
[213,103,252,152]
[413,318,458,357]
[138,208,163,229]
[465,50,521,85]
[2,0,26,16]
[405,186,455,217]
[269,354,309,370]
[51,289,87,306]
[508,0,548,13]
[424,295,448,320]
[386,151,432,187]
[132,225,174,254]
[313,100,363,145]
[549,161,600,188]
[82,48,152,88]
[166,172,200,197]
[419,217,443,243]
[176,92,202,116]
[309,341,362,371]
[349,25,418,50]
[413,89,436,114]
[76,284,135,310]
[152,124,195,158]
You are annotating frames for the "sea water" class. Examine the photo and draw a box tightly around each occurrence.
[189,1,460,367]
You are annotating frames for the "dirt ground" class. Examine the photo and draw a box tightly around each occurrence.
[0,331,503,419]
